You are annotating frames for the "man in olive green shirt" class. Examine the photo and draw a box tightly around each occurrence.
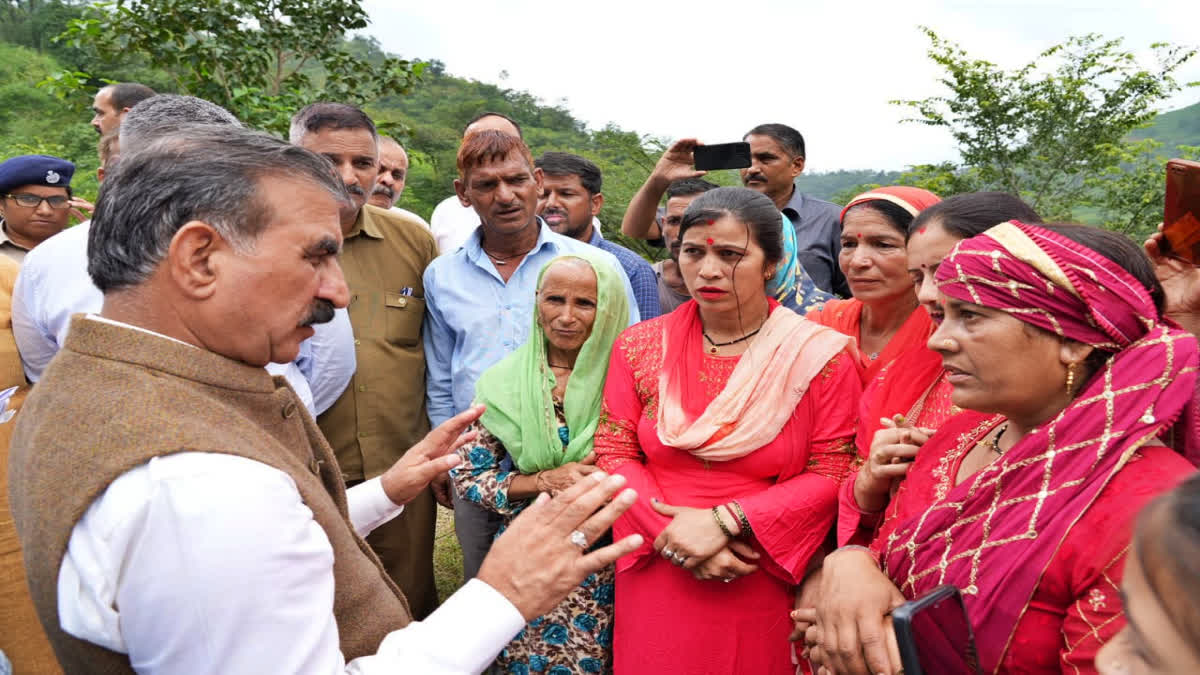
[291,103,443,617]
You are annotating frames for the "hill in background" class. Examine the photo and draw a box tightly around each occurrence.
[1131,99,1200,153]
[1,24,1197,237]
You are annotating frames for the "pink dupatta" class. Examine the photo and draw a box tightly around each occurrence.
[656,299,849,461]
[880,221,1200,672]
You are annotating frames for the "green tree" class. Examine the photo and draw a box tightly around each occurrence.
[894,28,1196,228]
[1085,140,1200,238]
[45,0,423,134]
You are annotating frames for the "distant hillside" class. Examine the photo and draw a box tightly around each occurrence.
[1131,99,1200,152]
[795,169,902,203]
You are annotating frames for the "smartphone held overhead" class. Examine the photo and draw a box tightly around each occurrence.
[693,142,751,172]
[1162,158,1200,264]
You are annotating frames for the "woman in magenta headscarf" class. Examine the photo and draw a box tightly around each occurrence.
[806,222,1200,674]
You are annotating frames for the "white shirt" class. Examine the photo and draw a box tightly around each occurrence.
[429,196,480,256]
[387,206,432,230]
[56,320,525,674]
[10,223,355,416]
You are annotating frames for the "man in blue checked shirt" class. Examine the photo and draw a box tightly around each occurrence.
[535,152,660,320]
[423,130,640,581]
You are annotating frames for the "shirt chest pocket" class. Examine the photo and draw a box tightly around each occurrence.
[383,292,424,347]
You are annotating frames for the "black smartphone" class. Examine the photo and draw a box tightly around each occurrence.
[1162,159,1200,264]
[892,585,980,675]
[692,142,751,171]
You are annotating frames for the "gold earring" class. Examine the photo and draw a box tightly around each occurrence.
[1065,362,1079,397]
[941,339,954,350]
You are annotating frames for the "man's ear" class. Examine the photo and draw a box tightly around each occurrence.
[454,177,471,208]
[790,155,806,179]
[590,192,604,218]
[167,221,226,300]
[533,167,544,193]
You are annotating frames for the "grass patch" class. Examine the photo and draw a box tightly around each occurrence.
[433,505,465,604]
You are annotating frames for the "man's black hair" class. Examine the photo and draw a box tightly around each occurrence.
[535,152,602,195]
[106,83,157,111]
[744,123,805,159]
[665,178,719,200]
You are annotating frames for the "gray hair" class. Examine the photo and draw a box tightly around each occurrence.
[88,125,350,293]
[119,94,242,155]
[288,102,377,145]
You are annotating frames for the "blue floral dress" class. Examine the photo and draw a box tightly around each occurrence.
[452,400,615,674]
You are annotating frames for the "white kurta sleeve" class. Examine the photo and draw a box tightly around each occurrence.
[58,452,523,674]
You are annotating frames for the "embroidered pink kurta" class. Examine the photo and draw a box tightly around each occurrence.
[595,314,861,674]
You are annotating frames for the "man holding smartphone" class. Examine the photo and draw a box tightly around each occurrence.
[741,123,848,298]
[621,127,847,298]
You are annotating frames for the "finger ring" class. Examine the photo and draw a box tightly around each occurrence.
[672,552,686,565]
[723,577,733,583]
[569,530,588,549]
[942,338,954,350]
[662,548,675,559]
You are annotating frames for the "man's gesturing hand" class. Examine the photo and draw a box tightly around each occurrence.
[380,405,483,506]
[478,471,644,620]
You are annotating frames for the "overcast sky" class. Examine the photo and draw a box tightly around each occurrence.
[360,0,1200,172]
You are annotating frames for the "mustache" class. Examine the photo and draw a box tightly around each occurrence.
[742,173,765,184]
[300,299,336,327]
[541,207,568,217]
[372,184,395,199]
[345,184,366,197]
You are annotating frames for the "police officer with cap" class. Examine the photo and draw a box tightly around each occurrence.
[0,155,77,264]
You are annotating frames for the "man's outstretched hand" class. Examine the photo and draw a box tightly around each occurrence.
[380,405,483,506]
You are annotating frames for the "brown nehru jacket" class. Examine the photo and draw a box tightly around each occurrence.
[8,316,412,672]
[318,204,439,617]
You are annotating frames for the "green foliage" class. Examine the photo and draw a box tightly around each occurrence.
[46,0,422,134]
[894,28,1196,232]
[0,41,99,207]
[1085,140,1200,239]
[0,0,87,60]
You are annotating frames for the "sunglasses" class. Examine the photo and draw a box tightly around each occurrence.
[3,193,70,209]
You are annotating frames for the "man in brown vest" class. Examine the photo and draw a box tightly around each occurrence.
[7,125,643,673]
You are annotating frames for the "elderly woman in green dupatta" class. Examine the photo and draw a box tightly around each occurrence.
[452,252,629,674]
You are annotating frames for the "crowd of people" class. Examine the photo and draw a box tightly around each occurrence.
[0,80,1199,675]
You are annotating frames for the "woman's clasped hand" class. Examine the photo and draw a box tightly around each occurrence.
[649,499,759,579]
[532,451,601,496]
[804,547,906,675]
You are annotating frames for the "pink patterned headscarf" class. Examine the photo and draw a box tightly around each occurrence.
[881,221,1200,672]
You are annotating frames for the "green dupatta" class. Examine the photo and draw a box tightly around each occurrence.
[473,252,629,473]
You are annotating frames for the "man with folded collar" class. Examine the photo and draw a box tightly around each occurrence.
[291,103,444,618]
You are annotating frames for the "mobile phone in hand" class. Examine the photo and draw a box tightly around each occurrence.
[892,585,980,675]
[693,142,751,171]
[1162,159,1200,264]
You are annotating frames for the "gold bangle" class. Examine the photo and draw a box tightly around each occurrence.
[730,501,752,536]
[712,506,735,538]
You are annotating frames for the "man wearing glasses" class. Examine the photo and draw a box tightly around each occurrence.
[0,155,77,264]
